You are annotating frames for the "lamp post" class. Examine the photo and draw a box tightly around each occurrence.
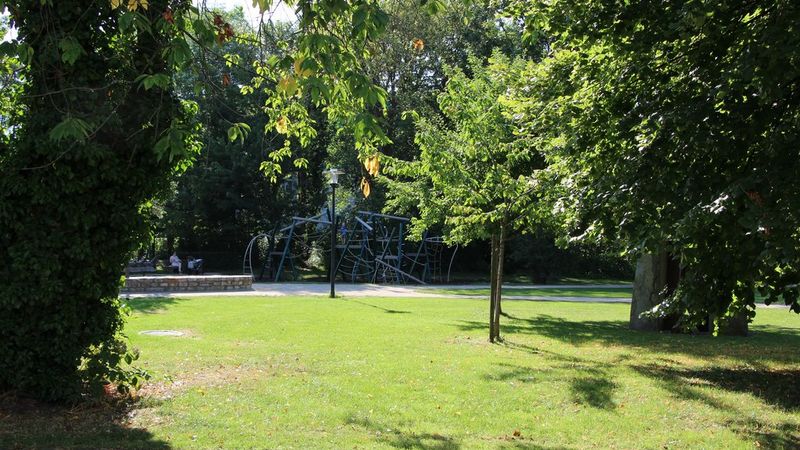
[327,168,343,298]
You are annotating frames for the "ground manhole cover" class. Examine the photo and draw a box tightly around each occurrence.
[139,330,184,337]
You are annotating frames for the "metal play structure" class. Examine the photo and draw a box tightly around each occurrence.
[243,211,457,284]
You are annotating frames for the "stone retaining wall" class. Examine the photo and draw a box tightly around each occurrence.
[122,275,252,293]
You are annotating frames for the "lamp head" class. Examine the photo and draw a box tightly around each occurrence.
[326,168,344,186]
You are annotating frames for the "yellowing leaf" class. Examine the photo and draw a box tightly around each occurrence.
[412,38,424,52]
[371,156,380,176]
[277,76,298,96]
[360,177,371,197]
[294,57,313,78]
[111,0,123,9]
[275,116,289,134]
[363,155,380,176]
[126,0,148,10]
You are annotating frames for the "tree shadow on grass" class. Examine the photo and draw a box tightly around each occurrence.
[456,314,800,364]
[633,364,800,412]
[635,364,800,446]
[570,376,617,410]
[123,296,184,314]
[726,417,800,449]
[344,299,411,314]
[455,316,628,346]
[482,360,618,410]
[345,414,459,449]
[0,393,169,449]
[481,363,553,384]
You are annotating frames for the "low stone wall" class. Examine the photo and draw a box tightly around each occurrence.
[122,275,252,293]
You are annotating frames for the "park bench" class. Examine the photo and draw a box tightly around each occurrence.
[126,257,158,274]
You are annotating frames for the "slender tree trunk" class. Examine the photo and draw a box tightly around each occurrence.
[493,224,506,341]
[489,232,499,342]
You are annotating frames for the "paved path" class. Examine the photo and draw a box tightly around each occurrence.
[123,281,792,308]
[125,281,633,304]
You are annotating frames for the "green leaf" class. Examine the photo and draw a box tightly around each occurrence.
[135,73,171,90]
[227,122,251,143]
[58,36,85,66]
[49,117,91,142]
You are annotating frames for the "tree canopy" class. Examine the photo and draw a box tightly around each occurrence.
[504,0,800,330]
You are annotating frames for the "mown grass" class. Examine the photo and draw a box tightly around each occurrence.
[3,296,799,449]
[444,274,633,285]
[426,287,633,298]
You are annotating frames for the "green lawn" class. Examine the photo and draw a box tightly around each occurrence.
[426,287,633,298]
[3,296,799,449]
[445,274,633,285]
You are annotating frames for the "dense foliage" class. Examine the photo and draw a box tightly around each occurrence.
[0,0,197,401]
[505,0,800,330]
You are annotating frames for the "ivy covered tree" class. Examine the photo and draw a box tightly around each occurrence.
[0,0,200,401]
[505,0,800,333]
[385,54,542,342]
[0,0,398,401]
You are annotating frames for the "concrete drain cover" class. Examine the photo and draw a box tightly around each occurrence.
[139,330,184,337]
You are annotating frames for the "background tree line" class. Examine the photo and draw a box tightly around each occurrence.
[161,1,631,283]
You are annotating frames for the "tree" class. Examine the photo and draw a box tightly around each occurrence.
[0,0,199,401]
[384,54,542,342]
[0,0,399,401]
[504,0,800,333]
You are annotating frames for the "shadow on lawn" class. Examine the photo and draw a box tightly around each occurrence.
[457,314,800,364]
[471,313,800,415]
[346,414,576,449]
[726,418,800,449]
[123,296,184,314]
[0,394,169,449]
[345,415,459,449]
[344,299,411,314]
[570,376,617,410]
[634,364,800,446]
[633,365,800,412]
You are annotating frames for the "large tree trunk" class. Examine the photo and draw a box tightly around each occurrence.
[630,252,679,331]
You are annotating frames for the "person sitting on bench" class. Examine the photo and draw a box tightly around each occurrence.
[169,252,182,273]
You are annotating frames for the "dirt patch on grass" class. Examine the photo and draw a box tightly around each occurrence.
[139,361,309,400]
[445,335,490,347]
[0,392,169,449]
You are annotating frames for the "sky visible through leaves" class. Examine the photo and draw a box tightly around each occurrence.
[203,0,296,25]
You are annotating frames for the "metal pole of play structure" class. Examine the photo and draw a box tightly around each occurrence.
[327,169,343,298]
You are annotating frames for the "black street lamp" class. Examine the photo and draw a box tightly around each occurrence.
[327,168,343,298]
